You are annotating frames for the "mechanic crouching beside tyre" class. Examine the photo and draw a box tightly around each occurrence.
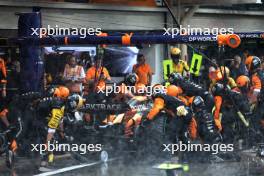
[143,84,192,144]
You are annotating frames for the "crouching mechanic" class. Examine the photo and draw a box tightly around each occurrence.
[144,85,192,144]
[168,72,215,112]
[112,73,139,102]
[38,86,70,167]
[64,93,85,128]
[0,57,19,167]
[209,66,237,91]
[211,83,250,143]
[236,75,251,98]
[107,73,147,127]
[165,85,222,144]
[245,56,264,135]
[190,96,222,143]
[245,56,263,102]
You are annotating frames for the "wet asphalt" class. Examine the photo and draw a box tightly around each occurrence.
[1,150,264,176]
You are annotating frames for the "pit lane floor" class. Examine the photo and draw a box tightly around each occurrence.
[1,151,264,176]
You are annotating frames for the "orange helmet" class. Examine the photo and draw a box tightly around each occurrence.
[236,75,250,88]
[57,86,70,99]
[166,85,183,97]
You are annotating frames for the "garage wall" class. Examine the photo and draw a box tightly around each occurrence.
[41,9,165,30]
[1,6,263,32]
[0,7,31,29]
[0,6,165,30]
[189,14,264,32]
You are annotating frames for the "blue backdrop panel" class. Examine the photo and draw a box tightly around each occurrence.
[18,12,44,92]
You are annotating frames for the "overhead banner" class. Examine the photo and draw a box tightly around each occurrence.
[190,53,203,76]
[163,59,173,80]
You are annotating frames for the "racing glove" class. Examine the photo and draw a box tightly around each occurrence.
[176,106,188,116]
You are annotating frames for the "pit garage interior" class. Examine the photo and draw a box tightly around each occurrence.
[0,0,264,176]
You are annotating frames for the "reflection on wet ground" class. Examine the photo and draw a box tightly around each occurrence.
[1,151,264,176]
